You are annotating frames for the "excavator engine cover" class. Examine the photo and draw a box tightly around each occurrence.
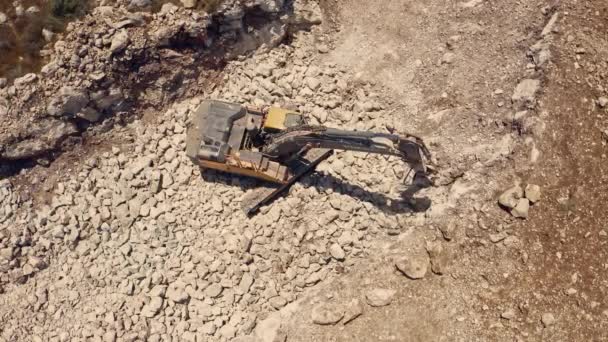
[263,107,305,131]
[186,100,245,163]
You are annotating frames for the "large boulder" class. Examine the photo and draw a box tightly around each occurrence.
[47,87,89,118]
[91,88,124,111]
[1,119,78,160]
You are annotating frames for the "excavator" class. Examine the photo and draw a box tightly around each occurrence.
[186,100,433,215]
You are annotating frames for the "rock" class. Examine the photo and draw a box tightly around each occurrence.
[167,284,190,303]
[305,77,321,91]
[541,313,556,327]
[489,231,508,243]
[130,156,153,175]
[498,185,524,209]
[0,248,13,262]
[47,87,89,117]
[311,304,344,325]
[219,325,237,339]
[441,52,455,64]
[0,12,7,24]
[1,120,78,160]
[537,48,551,66]
[541,13,559,37]
[460,0,483,8]
[512,79,540,105]
[439,222,455,241]
[599,97,608,108]
[524,184,541,203]
[268,296,287,309]
[201,322,217,336]
[365,288,396,307]
[425,241,448,275]
[511,198,530,219]
[141,296,163,317]
[93,88,124,110]
[149,285,167,297]
[103,330,117,342]
[257,0,285,13]
[328,243,345,261]
[311,107,328,123]
[317,44,329,53]
[15,5,24,16]
[0,78,6,88]
[233,338,256,342]
[89,72,106,81]
[28,256,46,270]
[41,62,59,75]
[26,6,40,14]
[180,0,197,8]
[129,0,151,8]
[76,107,102,122]
[42,28,54,42]
[164,148,177,162]
[13,73,37,87]
[501,309,516,320]
[342,299,363,325]
[239,273,254,293]
[205,283,223,298]
[255,63,273,77]
[110,30,130,54]
[254,312,282,342]
[395,255,428,279]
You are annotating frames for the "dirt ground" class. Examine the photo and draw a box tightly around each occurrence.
[1,0,607,341]
[262,0,608,341]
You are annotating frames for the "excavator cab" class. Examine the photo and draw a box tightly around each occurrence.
[263,107,307,132]
[186,100,432,215]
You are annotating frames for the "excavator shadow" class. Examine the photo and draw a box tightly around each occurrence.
[200,168,432,216]
[301,172,432,215]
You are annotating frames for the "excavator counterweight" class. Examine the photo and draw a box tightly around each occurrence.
[186,100,432,215]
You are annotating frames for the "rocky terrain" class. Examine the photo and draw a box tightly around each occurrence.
[1,0,608,341]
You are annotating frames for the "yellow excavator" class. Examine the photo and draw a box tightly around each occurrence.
[186,100,432,215]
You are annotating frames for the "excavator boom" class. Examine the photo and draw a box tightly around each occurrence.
[263,126,430,173]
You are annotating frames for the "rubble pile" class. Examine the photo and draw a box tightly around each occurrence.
[0,0,321,166]
[0,33,427,341]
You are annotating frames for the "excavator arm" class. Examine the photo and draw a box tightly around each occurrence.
[262,125,432,175]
